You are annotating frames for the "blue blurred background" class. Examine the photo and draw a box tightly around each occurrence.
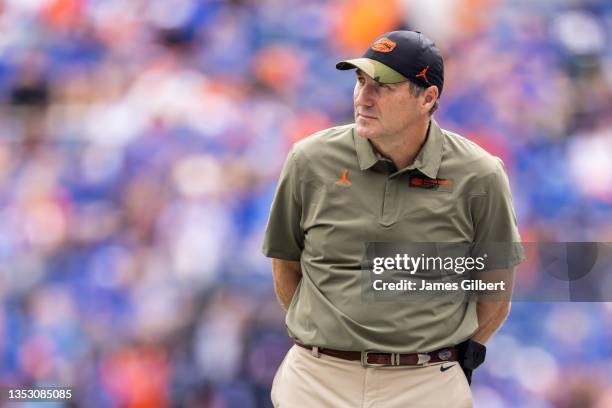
[0,0,611,407]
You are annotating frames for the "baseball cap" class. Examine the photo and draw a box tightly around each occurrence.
[336,30,444,95]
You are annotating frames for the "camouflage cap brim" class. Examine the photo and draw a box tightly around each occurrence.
[336,58,407,84]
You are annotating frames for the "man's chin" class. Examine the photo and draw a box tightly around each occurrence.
[355,125,379,140]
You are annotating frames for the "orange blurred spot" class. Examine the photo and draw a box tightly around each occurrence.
[456,0,496,34]
[332,0,401,53]
[283,111,333,143]
[252,46,306,94]
[101,346,170,408]
[42,0,82,29]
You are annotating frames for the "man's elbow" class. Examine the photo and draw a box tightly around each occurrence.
[271,258,302,311]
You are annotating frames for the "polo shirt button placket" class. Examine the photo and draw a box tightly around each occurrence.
[380,168,398,227]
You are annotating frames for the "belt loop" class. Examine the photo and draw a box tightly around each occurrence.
[417,353,431,365]
[311,346,320,358]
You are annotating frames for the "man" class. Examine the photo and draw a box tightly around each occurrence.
[262,30,524,407]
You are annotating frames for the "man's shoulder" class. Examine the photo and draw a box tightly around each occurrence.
[293,123,355,157]
[440,126,505,178]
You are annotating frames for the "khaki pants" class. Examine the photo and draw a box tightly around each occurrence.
[271,345,472,408]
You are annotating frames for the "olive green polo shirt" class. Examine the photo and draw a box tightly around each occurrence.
[262,120,524,353]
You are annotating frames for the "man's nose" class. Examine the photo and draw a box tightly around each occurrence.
[355,83,376,107]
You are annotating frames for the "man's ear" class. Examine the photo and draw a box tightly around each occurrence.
[423,86,438,110]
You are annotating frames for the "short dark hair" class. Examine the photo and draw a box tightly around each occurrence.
[407,81,439,115]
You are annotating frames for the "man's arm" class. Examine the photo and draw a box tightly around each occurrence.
[272,259,302,312]
[470,267,515,344]
[472,301,511,344]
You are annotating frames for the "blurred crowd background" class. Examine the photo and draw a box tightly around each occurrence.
[0,0,611,407]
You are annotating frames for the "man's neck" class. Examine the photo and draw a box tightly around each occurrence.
[370,119,430,170]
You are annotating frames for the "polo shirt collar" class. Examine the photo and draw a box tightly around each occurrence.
[354,127,379,170]
[353,119,444,179]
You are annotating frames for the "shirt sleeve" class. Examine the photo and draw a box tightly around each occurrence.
[470,158,525,270]
[262,146,304,261]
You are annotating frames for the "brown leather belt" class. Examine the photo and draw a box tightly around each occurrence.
[295,341,459,367]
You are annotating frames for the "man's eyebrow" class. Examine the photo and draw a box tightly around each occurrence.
[355,70,372,82]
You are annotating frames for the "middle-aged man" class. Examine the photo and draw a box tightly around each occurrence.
[262,30,525,407]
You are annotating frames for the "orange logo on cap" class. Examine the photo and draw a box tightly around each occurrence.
[371,38,396,53]
[415,66,430,84]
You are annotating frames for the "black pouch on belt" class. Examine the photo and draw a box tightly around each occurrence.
[457,339,487,385]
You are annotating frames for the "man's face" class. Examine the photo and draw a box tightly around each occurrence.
[353,69,422,140]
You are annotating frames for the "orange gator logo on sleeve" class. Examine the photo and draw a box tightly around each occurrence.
[336,169,352,187]
[371,38,397,53]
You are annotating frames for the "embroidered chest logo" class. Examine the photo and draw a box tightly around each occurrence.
[371,38,397,53]
[415,66,430,84]
[409,175,451,190]
[336,169,352,187]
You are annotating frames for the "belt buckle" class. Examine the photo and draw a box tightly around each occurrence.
[360,351,400,368]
